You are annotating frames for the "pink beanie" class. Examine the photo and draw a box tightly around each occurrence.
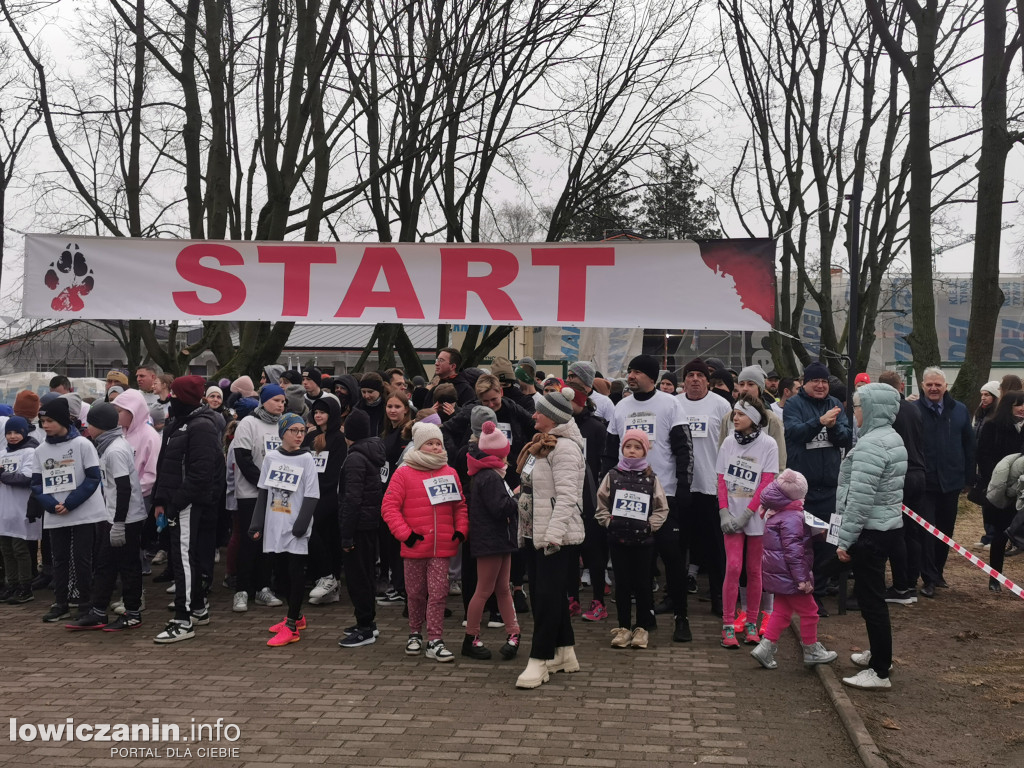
[774,468,808,500]
[478,421,510,459]
[621,429,650,456]
[230,375,256,398]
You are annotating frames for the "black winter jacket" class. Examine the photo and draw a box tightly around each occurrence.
[153,405,225,512]
[339,436,386,546]
[303,398,346,507]
[916,392,975,493]
[468,466,518,557]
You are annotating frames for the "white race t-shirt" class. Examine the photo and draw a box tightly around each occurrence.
[34,436,108,529]
[677,392,733,496]
[715,432,779,536]
[0,446,40,540]
[257,449,320,555]
[608,391,688,496]
[233,415,282,499]
[98,436,147,524]
[590,391,616,425]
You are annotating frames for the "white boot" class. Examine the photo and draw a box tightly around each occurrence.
[516,657,550,689]
[547,645,580,673]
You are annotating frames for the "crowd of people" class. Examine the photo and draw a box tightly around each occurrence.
[0,351,1011,690]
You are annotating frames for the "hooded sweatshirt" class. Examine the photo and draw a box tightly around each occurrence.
[112,388,162,497]
[94,426,147,524]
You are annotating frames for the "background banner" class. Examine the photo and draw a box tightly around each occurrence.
[23,235,775,330]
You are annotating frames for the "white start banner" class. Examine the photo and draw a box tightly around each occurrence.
[22,235,775,330]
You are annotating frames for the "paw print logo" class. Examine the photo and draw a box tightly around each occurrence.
[44,244,95,312]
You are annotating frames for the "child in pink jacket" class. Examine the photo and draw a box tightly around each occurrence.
[382,422,468,662]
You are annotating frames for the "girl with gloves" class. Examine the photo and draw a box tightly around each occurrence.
[715,396,778,649]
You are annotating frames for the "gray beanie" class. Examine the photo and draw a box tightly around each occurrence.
[737,365,766,391]
[536,386,574,425]
[470,405,497,438]
[568,361,596,389]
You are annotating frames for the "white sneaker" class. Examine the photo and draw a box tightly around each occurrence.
[448,580,462,596]
[255,587,283,607]
[850,650,893,671]
[165,584,176,594]
[580,569,591,586]
[802,642,838,665]
[153,619,194,644]
[214,550,221,563]
[109,599,124,614]
[405,633,423,655]
[425,639,454,662]
[308,576,339,604]
[232,591,249,613]
[842,668,892,690]
[151,550,167,565]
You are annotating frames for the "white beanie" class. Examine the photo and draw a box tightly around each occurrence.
[412,421,444,451]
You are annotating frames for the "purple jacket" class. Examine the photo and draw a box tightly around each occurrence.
[761,502,814,595]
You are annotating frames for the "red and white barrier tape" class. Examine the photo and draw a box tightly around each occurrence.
[902,505,1024,601]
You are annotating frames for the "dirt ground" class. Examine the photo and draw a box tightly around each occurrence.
[816,498,1024,768]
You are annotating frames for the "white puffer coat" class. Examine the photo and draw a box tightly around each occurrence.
[520,420,586,549]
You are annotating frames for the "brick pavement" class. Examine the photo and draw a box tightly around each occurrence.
[0,576,860,768]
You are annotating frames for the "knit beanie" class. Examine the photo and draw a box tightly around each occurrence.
[303,366,324,383]
[344,408,371,442]
[682,358,711,379]
[621,428,650,456]
[359,373,384,395]
[260,384,286,404]
[536,386,574,425]
[626,354,660,384]
[517,356,537,379]
[774,468,808,500]
[282,369,303,385]
[4,416,31,438]
[108,386,125,396]
[568,361,596,389]
[205,385,223,400]
[87,402,120,431]
[171,375,206,406]
[737,365,766,391]
[105,370,129,388]
[419,412,442,427]
[478,421,510,459]
[981,380,1001,398]
[39,397,72,429]
[230,375,256,398]
[40,392,61,407]
[802,361,830,382]
[660,372,678,390]
[13,390,40,421]
[277,412,305,438]
[470,406,497,438]
[411,420,444,451]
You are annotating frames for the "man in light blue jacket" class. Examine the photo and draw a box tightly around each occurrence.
[835,383,907,691]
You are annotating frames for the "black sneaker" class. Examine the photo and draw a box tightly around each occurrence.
[338,627,377,648]
[687,575,698,594]
[0,585,15,602]
[153,620,195,644]
[815,597,830,617]
[42,603,70,623]
[191,609,211,626]
[512,589,530,614]
[375,588,406,606]
[152,569,174,583]
[344,624,380,637]
[486,611,503,628]
[461,634,492,660]
[8,586,33,605]
[30,572,52,591]
[499,632,521,660]
[673,616,692,643]
[653,596,674,615]
[104,614,143,632]
[884,587,917,605]
[65,613,107,630]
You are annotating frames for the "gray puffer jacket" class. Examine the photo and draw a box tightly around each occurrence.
[836,384,907,550]
[521,420,586,549]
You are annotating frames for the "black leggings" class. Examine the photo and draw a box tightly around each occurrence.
[983,501,1015,585]
[580,515,609,605]
[610,541,654,629]
[235,498,268,595]
[308,497,341,579]
[273,552,307,622]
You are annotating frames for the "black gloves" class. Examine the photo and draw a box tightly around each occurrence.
[452,531,465,543]
[404,532,424,548]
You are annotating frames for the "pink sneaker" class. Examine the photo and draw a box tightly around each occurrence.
[582,600,608,621]
[568,597,582,617]
[732,610,746,635]
[267,625,300,647]
[743,622,759,645]
[758,611,772,637]
[269,616,307,633]
[720,625,739,649]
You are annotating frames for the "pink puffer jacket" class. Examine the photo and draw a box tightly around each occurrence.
[381,463,469,559]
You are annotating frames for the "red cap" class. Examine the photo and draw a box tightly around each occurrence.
[854,373,871,385]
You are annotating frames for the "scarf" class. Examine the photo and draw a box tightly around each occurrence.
[401,448,448,472]
[616,456,649,473]
[468,453,506,476]
[515,432,559,474]
[254,405,279,424]
[734,427,761,446]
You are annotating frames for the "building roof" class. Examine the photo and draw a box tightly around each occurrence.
[230,323,438,351]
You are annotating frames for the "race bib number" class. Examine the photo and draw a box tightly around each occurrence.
[521,455,536,483]
[725,457,760,493]
[424,475,460,504]
[826,513,843,546]
[806,427,832,451]
[42,461,77,493]
[380,464,390,484]
[686,415,709,438]
[312,452,328,474]
[804,512,829,531]
[496,422,512,442]
[624,413,656,439]
[1,455,21,474]
[265,463,303,493]
[264,436,283,453]
[612,489,651,520]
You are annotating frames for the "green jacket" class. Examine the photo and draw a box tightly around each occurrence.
[836,384,907,550]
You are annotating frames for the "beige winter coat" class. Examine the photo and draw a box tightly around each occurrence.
[519,420,586,549]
